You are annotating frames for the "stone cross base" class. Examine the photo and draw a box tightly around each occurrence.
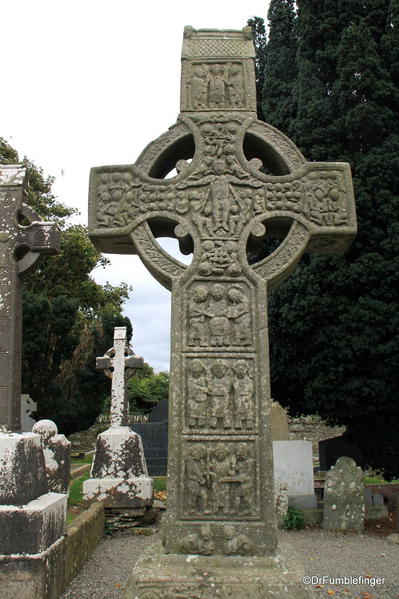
[0,537,65,599]
[122,541,314,599]
[83,427,153,508]
[0,432,67,599]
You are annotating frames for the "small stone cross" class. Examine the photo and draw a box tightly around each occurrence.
[96,326,143,427]
[0,165,60,430]
[89,27,357,557]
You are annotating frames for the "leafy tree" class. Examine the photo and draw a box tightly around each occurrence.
[0,137,133,434]
[256,1,399,477]
[127,367,169,415]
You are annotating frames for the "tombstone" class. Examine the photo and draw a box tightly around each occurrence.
[271,401,288,441]
[319,434,367,471]
[0,431,67,598]
[323,456,365,531]
[0,165,60,431]
[273,440,317,508]
[131,399,169,476]
[83,327,153,507]
[32,419,71,494]
[20,393,37,432]
[89,26,356,599]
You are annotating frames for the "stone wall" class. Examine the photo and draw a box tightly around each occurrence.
[64,503,105,587]
[288,415,345,456]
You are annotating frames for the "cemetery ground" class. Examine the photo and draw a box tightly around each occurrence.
[61,468,399,599]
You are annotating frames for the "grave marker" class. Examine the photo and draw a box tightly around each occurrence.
[83,327,153,507]
[0,165,59,431]
[89,26,356,599]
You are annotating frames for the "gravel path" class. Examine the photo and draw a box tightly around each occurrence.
[62,529,399,599]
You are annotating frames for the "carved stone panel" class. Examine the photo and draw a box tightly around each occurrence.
[185,356,255,433]
[186,280,253,350]
[181,440,258,520]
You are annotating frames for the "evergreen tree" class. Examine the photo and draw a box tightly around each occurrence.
[248,16,267,120]
[261,0,297,132]
[259,2,399,477]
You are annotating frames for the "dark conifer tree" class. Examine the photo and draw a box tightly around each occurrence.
[259,1,399,476]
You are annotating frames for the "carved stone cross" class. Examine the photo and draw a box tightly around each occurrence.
[96,326,144,427]
[0,165,60,431]
[89,27,356,562]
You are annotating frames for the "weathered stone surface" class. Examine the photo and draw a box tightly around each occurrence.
[64,503,105,587]
[89,24,356,598]
[275,483,289,527]
[323,456,365,531]
[33,419,71,494]
[0,166,60,431]
[0,536,66,599]
[271,401,288,441]
[83,327,153,508]
[0,432,48,505]
[122,540,313,599]
[273,440,317,509]
[0,492,67,555]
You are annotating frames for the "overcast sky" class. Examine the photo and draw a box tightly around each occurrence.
[2,0,270,372]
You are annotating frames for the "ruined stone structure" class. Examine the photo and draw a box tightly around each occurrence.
[83,327,153,508]
[0,166,59,431]
[89,26,356,599]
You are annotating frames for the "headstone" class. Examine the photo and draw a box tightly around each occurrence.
[271,401,288,441]
[83,327,153,507]
[0,431,67,598]
[131,399,169,476]
[32,419,71,494]
[89,26,356,599]
[323,456,365,531]
[273,440,317,508]
[0,165,60,431]
[20,393,37,432]
[131,421,168,476]
[319,434,367,471]
[148,398,169,422]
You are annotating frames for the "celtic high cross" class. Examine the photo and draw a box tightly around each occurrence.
[89,27,356,558]
[0,166,59,431]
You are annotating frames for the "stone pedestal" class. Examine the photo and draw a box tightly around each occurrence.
[123,541,313,599]
[83,426,153,507]
[0,432,67,599]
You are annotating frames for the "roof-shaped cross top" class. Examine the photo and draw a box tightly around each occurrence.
[96,327,144,428]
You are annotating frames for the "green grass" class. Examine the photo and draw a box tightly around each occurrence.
[153,476,167,492]
[69,471,90,506]
[70,453,94,465]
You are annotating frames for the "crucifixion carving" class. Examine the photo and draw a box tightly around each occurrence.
[88,26,356,558]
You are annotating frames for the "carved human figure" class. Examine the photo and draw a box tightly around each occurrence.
[213,444,231,515]
[188,285,209,346]
[206,159,238,234]
[232,360,254,429]
[186,445,210,513]
[230,445,254,514]
[208,64,226,107]
[227,64,244,107]
[187,359,209,427]
[208,360,231,429]
[190,66,208,109]
[226,285,251,345]
[207,284,229,346]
